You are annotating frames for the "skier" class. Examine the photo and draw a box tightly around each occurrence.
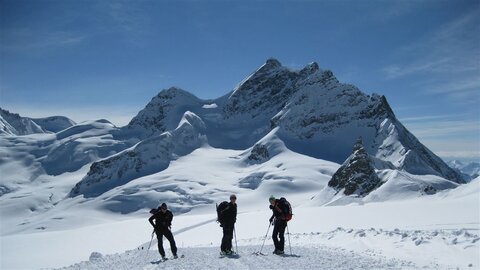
[148,203,178,260]
[268,195,289,255]
[217,194,237,255]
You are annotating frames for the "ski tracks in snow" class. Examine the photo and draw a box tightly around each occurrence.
[56,245,416,270]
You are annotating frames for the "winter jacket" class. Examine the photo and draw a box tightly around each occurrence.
[221,202,237,226]
[149,209,173,229]
[270,199,286,221]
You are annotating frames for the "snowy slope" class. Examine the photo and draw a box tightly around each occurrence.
[32,115,76,133]
[70,112,207,198]
[1,178,478,269]
[0,119,133,198]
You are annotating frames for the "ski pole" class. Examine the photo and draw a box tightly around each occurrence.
[234,226,238,254]
[147,229,155,251]
[144,229,155,262]
[258,222,271,254]
[286,223,292,255]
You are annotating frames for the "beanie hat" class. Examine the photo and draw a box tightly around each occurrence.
[160,203,167,209]
[269,195,275,202]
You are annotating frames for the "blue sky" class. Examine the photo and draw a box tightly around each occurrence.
[0,0,479,161]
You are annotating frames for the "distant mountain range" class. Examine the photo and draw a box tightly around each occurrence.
[447,160,480,181]
[1,108,75,135]
[0,59,466,214]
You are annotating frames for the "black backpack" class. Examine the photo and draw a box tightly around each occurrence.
[278,197,293,221]
[149,207,160,215]
[216,201,229,225]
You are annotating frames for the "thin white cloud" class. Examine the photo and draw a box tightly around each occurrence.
[399,112,479,160]
[383,9,480,79]
[404,119,479,138]
[420,138,480,160]
[382,8,480,106]
[427,77,480,94]
[399,113,468,122]
[383,57,453,79]
[0,28,86,52]
[92,1,153,46]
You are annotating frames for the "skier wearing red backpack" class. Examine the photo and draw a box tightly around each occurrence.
[268,195,292,255]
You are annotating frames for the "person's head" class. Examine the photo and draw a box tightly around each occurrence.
[230,194,237,203]
[160,203,167,212]
[269,195,276,205]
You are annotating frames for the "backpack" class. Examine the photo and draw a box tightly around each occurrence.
[149,207,160,215]
[216,201,229,225]
[278,197,293,221]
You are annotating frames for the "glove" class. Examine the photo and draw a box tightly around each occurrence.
[269,217,273,224]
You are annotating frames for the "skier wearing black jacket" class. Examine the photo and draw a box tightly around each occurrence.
[269,196,287,255]
[219,194,237,255]
[148,203,178,259]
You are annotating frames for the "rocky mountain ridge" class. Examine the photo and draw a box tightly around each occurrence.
[0,59,464,204]
[328,137,383,196]
[68,58,463,197]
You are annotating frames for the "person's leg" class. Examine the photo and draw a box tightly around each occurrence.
[272,222,279,252]
[221,226,228,252]
[225,226,233,252]
[278,221,287,252]
[156,230,166,257]
[163,228,177,256]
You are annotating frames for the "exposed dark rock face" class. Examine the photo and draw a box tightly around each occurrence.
[328,138,383,196]
[248,144,270,162]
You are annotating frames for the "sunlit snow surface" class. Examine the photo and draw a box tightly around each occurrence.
[0,60,476,269]
[1,138,478,269]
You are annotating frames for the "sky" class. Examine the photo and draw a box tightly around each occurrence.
[0,0,479,161]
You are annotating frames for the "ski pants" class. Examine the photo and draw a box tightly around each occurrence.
[155,226,177,257]
[221,224,234,252]
[272,219,287,252]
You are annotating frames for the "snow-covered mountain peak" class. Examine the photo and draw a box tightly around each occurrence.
[265,57,282,67]
[177,111,206,133]
[125,87,203,138]
[224,59,329,120]
[299,61,320,77]
[157,86,198,99]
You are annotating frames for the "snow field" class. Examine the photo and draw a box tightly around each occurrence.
[2,192,478,269]
[57,245,416,270]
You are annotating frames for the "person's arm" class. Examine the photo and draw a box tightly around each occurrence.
[167,211,173,227]
[234,205,237,223]
[148,215,156,228]
[275,205,286,220]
